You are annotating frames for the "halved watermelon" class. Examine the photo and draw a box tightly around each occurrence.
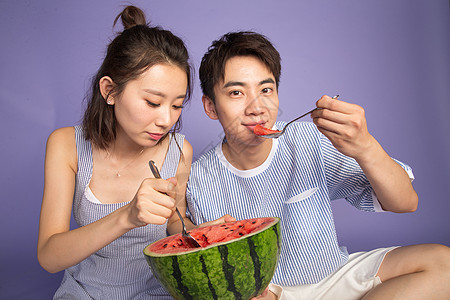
[144,217,281,300]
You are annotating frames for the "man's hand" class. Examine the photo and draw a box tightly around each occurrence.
[199,214,236,228]
[311,95,375,162]
[312,95,418,212]
[251,287,277,300]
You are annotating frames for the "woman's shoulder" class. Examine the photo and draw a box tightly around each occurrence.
[46,127,77,172]
[182,137,192,152]
[46,126,76,147]
[181,138,193,166]
[170,132,192,157]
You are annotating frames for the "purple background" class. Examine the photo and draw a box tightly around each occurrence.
[1,0,449,298]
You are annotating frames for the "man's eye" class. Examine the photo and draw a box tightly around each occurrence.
[146,100,159,107]
[262,88,272,94]
[230,91,242,96]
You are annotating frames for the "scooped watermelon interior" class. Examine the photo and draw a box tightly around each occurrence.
[147,217,275,254]
[144,217,281,300]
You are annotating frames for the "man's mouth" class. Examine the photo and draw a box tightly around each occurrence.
[244,121,266,131]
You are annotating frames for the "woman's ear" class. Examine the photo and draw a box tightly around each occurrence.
[202,96,219,120]
[99,76,115,105]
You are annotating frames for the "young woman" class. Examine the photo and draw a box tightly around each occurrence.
[38,6,194,299]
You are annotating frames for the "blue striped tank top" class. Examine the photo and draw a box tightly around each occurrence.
[53,125,183,299]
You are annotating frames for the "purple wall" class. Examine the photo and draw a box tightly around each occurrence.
[1,0,449,298]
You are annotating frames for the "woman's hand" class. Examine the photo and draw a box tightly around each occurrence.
[125,177,178,228]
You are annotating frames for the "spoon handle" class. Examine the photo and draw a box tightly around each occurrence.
[149,160,161,179]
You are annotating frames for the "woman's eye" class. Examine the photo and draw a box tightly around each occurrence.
[173,104,184,109]
[146,100,160,107]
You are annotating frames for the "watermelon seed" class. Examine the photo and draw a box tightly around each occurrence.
[163,244,168,248]
[239,233,244,236]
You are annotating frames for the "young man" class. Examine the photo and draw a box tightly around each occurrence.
[186,31,450,299]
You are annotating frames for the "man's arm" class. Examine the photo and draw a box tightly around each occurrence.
[311,95,418,212]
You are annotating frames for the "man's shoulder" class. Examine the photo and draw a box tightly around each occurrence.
[276,121,321,144]
[192,144,220,169]
[188,145,222,189]
[275,120,317,132]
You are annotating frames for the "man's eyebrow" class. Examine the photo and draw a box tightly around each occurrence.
[260,78,275,85]
[222,81,245,89]
[222,78,275,89]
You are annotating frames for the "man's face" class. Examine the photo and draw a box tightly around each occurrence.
[207,55,279,146]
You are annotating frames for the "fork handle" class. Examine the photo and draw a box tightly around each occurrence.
[285,95,339,128]
[285,108,318,127]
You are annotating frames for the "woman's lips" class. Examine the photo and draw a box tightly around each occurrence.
[148,133,164,140]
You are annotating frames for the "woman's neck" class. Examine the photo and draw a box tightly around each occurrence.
[108,138,145,160]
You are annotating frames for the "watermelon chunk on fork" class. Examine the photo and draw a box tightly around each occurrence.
[253,124,281,136]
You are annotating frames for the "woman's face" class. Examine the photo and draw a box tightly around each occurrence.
[113,63,188,147]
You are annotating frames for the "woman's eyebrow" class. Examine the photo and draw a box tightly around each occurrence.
[143,88,186,100]
[143,88,165,97]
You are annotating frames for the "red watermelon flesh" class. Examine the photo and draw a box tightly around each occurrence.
[253,124,281,136]
[148,217,274,254]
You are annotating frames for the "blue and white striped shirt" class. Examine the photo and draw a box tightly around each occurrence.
[186,121,414,286]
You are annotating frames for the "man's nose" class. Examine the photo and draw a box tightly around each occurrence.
[245,94,264,115]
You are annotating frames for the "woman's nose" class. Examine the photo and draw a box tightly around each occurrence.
[154,107,172,127]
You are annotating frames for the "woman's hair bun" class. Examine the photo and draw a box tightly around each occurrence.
[114,6,148,30]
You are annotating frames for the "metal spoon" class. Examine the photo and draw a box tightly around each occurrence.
[148,160,201,248]
[256,95,340,139]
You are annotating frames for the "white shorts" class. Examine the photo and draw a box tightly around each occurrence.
[269,247,398,300]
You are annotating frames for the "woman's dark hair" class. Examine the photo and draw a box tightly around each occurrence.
[199,31,281,102]
[82,6,192,149]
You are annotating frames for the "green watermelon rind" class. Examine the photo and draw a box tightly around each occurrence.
[144,217,281,300]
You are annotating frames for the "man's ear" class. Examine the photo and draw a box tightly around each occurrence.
[202,95,219,120]
[99,76,115,105]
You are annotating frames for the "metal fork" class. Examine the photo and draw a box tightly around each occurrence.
[148,160,201,248]
[260,95,339,138]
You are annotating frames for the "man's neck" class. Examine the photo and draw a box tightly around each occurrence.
[221,138,273,170]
